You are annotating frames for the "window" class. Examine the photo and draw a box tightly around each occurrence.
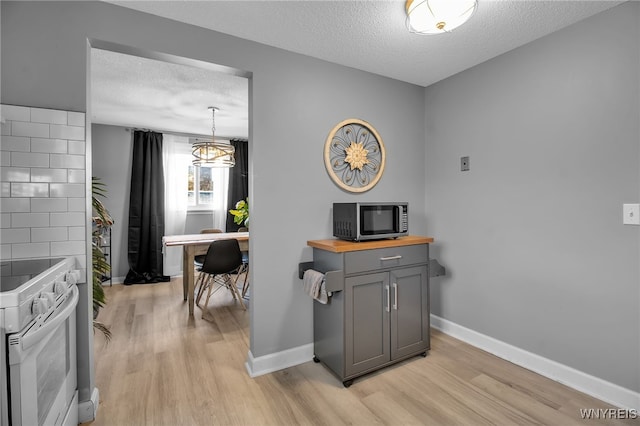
[187,165,228,210]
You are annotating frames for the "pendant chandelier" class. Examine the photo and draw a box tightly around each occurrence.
[405,0,477,35]
[192,106,235,167]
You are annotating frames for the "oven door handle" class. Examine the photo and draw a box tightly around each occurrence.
[18,285,79,351]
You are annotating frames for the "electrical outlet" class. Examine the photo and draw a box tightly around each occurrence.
[461,156,470,172]
[623,204,640,225]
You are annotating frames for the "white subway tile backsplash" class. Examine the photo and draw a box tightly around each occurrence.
[68,226,85,241]
[31,198,67,212]
[12,121,49,138]
[50,212,84,227]
[1,244,11,260]
[1,154,9,167]
[67,198,85,212]
[67,140,85,155]
[1,167,30,182]
[67,169,85,183]
[50,154,84,169]
[11,212,49,228]
[0,228,30,244]
[31,108,67,125]
[1,104,86,262]
[0,198,29,212]
[0,135,30,152]
[0,105,30,122]
[50,240,85,256]
[1,122,10,136]
[50,124,84,141]
[12,242,50,259]
[50,183,84,198]
[0,213,10,228]
[31,168,67,183]
[30,138,67,154]
[0,121,10,137]
[31,227,68,242]
[10,182,49,197]
[11,152,49,168]
[67,112,85,127]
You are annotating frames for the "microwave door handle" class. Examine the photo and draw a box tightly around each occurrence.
[18,285,79,352]
[395,205,400,223]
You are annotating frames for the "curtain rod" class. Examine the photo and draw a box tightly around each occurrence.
[125,127,246,142]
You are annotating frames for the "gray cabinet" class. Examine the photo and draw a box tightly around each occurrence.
[310,241,430,387]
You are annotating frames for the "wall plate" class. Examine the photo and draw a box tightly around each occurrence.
[622,203,640,225]
[461,156,470,171]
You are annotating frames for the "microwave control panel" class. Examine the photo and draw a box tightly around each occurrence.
[400,205,408,232]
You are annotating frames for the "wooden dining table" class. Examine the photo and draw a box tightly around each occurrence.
[163,232,249,315]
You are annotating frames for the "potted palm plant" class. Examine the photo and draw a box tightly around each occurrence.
[92,177,113,340]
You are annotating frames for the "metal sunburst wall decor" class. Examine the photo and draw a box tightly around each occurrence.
[324,118,386,193]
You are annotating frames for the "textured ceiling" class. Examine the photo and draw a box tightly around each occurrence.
[91,49,249,138]
[93,0,624,137]
[107,0,623,87]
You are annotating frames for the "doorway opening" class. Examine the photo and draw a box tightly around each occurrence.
[86,38,252,327]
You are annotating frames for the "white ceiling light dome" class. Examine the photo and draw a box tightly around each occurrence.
[406,0,478,35]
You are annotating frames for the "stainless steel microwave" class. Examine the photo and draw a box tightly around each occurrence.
[333,202,408,241]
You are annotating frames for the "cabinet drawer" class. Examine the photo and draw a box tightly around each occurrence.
[344,244,428,275]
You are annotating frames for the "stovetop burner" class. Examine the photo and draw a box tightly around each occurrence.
[0,258,66,292]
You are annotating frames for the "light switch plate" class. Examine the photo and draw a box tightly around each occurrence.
[623,204,640,225]
[461,156,470,171]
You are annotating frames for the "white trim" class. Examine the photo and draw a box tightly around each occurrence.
[430,314,640,411]
[106,276,125,285]
[105,274,182,285]
[245,344,314,378]
[77,387,100,423]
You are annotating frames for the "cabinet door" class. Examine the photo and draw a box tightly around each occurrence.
[390,266,429,360]
[345,272,390,377]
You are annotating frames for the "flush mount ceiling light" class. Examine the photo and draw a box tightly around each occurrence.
[405,0,477,35]
[192,106,235,167]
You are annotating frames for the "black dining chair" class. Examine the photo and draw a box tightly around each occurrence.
[195,238,246,311]
[194,228,222,266]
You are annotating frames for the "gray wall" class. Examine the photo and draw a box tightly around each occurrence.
[90,124,132,280]
[425,2,639,392]
[1,1,427,362]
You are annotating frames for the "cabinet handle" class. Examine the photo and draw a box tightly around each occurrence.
[392,282,398,310]
[380,255,402,261]
[385,284,390,312]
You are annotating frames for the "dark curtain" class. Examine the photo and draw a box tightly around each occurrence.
[124,131,169,284]
[226,139,249,231]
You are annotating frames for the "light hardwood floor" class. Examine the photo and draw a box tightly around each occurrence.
[88,278,634,426]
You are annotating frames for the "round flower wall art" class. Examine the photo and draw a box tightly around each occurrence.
[324,118,386,193]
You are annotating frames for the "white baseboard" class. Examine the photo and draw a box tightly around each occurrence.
[102,274,181,285]
[430,314,640,411]
[77,387,100,423]
[245,343,314,378]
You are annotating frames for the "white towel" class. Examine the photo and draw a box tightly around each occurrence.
[302,269,329,304]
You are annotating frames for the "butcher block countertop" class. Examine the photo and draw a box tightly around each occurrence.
[307,235,434,253]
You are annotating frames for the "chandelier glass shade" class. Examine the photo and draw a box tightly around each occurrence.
[405,0,477,35]
[192,106,235,167]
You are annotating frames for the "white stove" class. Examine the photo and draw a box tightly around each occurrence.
[0,256,80,426]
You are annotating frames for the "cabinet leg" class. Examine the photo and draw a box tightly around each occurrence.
[342,379,354,388]
[421,351,427,357]
[312,356,321,363]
